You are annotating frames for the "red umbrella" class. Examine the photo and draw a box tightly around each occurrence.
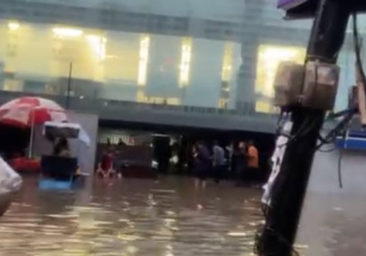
[0,97,67,127]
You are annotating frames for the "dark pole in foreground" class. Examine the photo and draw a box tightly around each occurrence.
[257,1,350,256]
[65,62,73,110]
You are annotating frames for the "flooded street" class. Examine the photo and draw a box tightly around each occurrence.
[0,176,262,256]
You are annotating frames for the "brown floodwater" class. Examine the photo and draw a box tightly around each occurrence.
[0,176,262,256]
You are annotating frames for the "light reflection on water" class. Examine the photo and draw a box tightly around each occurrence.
[0,176,262,256]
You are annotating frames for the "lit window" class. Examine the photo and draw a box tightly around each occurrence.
[256,45,305,113]
[218,99,228,109]
[255,100,272,113]
[8,21,19,31]
[179,38,192,88]
[52,27,83,38]
[136,89,148,102]
[85,35,107,61]
[167,98,180,105]
[221,42,233,82]
[219,42,234,109]
[151,97,165,104]
[137,35,150,86]
[256,45,305,98]
[136,90,180,105]
[3,79,23,92]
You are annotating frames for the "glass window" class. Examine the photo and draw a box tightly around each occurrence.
[219,42,234,108]
[255,44,306,113]
[179,37,192,88]
[137,34,150,86]
[52,27,104,81]
[104,32,140,84]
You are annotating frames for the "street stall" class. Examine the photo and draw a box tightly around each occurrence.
[39,121,90,190]
[0,96,67,173]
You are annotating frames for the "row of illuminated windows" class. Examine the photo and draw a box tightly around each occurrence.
[0,20,357,112]
[0,21,237,90]
[0,19,302,111]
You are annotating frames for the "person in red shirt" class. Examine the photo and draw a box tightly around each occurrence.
[96,148,114,178]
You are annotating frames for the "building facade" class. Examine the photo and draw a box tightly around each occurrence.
[0,0,363,131]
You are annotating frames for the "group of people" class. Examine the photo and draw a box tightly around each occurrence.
[192,140,259,188]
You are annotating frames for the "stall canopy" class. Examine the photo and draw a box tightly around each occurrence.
[0,97,67,127]
[43,121,91,147]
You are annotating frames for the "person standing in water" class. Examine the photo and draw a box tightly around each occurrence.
[193,141,211,189]
[212,141,226,184]
[247,140,259,182]
[234,141,248,186]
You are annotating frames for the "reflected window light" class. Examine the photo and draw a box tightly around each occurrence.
[227,231,248,237]
[52,27,83,37]
[86,35,107,61]
[136,89,148,103]
[167,98,180,105]
[3,79,22,92]
[255,100,273,113]
[179,38,192,88]
[221,42,233,82]
[256,45,305,98]
[137,35,150,86]
[8,21,19,31]
[219,42,233,109]
[255,45,305,113]
[219,99,228,109]
[165,244,174,256]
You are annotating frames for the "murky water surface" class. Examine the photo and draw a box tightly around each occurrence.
[0,177,262,256]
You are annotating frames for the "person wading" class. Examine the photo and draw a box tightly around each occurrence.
[212,141,226,184]
[193,141,211,189]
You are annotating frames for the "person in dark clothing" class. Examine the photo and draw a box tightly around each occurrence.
[234,141,248,186]
[118,138,126,146]
[53,137,70,157]
[212,141,226,184]
[193,141,211,189]
[225,142,235,179]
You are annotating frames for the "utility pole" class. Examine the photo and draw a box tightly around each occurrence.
[257,0,351,255]
[65,62,73,110]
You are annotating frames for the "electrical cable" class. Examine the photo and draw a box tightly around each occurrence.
[338,143,344,189]
[318,12,366,189]
[277,116,316,147]
[317,144,336,153]
[316,110,354,149]
[314,13,365,152]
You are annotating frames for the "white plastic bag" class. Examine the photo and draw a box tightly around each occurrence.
[0,157,22,195]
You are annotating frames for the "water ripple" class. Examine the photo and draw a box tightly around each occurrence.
[0,176,262,256]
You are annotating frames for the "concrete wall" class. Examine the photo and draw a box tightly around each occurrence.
[296,149,366,255]
[66,111,99,175]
